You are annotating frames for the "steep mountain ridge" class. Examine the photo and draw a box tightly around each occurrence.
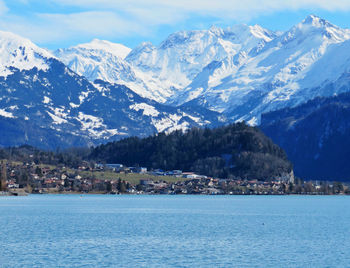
[54,40,173,102]
[0,35,223,149]
[54,15,350,126]
[174,15,350,123]
[56,25,275,103]
[0,61,223,149]
[260,91,350,181]
[0,30,54,77]
[2,15,350,151]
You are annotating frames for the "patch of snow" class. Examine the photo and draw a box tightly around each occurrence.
[151,113,190,133]
[129,103,160,117]
[247,117,258,126]
[78,112,104,130]
[0,108,15,118]
[107,129,128,136]
[181,112,203,124]
[47,111,67,124]
[42,96,51,104]
[76,112,129,139]
[78,91,90,104]
[70,102,80,108]
[8,105,18,110]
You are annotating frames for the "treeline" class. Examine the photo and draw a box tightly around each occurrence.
[0,145,90,168]
[0,123,293,180]
[90,123,293,180]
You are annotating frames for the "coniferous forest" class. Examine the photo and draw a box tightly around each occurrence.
[90,123,293,180]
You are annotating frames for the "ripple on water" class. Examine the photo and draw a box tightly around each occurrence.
[0,195,349,267]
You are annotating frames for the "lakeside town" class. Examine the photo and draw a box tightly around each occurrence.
[1,160,349,196]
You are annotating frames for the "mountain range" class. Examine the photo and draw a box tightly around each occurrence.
[55,15,350,124]
[1,15,350,151]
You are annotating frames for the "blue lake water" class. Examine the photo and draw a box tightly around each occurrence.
[0,195,349,267]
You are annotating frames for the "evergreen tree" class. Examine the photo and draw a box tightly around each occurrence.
[117,178,126,193]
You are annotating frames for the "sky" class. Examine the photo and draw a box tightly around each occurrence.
[1,0,350,50]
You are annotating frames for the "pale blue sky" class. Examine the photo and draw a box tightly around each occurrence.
[1,0,350,49]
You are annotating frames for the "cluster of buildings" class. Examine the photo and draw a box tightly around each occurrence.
[1,162,121,194]
[136,177,349,195]
[1,161,349,195]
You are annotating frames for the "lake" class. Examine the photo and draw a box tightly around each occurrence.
[0,195,349,267]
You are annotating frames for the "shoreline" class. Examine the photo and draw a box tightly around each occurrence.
[1,191,349,196]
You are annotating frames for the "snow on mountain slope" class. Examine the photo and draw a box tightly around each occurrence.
[75,39,131,59]
[174,15,350,123]
[53,15,350,125]
[3,14,350,150]
[0,30,225,149]
[55,42,135,84]
[54,40,173,102]
[295,38,350,93]
[0,51,223,149]
[55,25,275,103]
[126,25,276,98]
[0,31,54,77]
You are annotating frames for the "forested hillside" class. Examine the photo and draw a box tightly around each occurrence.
[261,91,350,181]
[90,123,293,180]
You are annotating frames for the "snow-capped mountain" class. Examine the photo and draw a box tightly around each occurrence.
[54,40,172,102]
[173,15,350,124]
[54,15,350,125]
[75,39,131,59]
[54,40,133,85]
[0,61,223,149]
[126,25,276,100]
[56,25,276,103]
[54,40,136,88]
[0,30,54,77]
[2,15,350,149]
[0,33,223,149]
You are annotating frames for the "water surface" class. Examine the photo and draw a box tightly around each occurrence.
[0,195,349,267]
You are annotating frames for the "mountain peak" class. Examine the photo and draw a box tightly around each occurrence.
[0,30,54,77]
[209,25,223,35]
[301,15,336,29]
[126,42,155,58]
[0,30,51,56]
[249,24,276,41]
[75,39,131,59]
[277,15,350,44]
